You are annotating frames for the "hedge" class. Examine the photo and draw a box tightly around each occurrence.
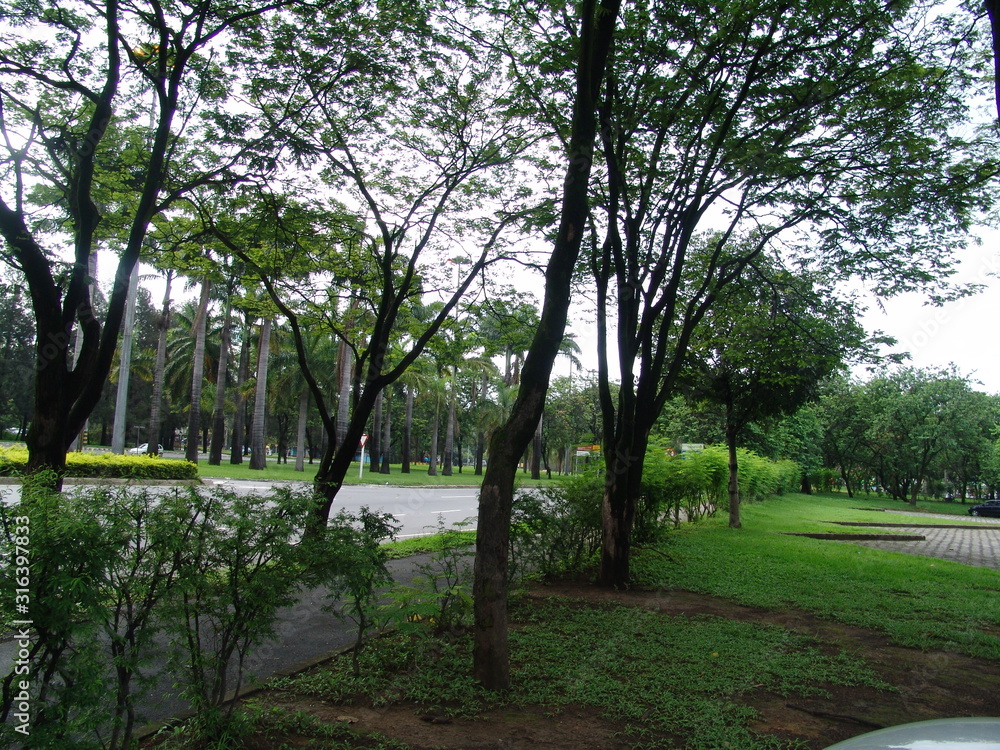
[0,447,199,480]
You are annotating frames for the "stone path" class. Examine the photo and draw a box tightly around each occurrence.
[841,511,1000,571]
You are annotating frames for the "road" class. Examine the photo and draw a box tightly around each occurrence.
[201,479,481,538]
[1,480,482,539]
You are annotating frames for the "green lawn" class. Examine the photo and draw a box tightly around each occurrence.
[635,491,1000,659]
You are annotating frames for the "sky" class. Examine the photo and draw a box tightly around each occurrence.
[855,231,1000,395]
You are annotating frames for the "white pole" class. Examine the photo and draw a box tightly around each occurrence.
[359,444,365,479]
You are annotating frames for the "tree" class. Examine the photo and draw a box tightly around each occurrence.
[472,0,622,691]
[207,3,533,528]
[0,0,297,484]
[580,0,996,588]
[681,262,872,527]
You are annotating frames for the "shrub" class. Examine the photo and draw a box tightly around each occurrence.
[0,447,198,480]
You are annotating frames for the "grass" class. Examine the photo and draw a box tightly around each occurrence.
[271,596,886,750]
[161,490,1000,749]
[634,492,1000,659]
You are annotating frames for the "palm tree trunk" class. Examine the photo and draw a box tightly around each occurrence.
[250,318,271,470]
[230,311,251,464]
[443,369,456,476]
[148,271,172,457]
[428,394,440,477]
[185,279,211,463]
[295,388,308,472]
[531,412,543,480]
[208,297,232,465]
[401,382,413,473]
[335,339,352,451]
[380,391,391,474]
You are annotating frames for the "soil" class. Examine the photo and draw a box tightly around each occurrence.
[190,580,1000,750]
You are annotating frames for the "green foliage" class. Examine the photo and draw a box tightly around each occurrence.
[383,517,475,639]
[510,468,603,578]
[313,507,401,676]
[0,471,112,747]
[0,448,198,480]
[166,486,313,738]
[0,481,318,746]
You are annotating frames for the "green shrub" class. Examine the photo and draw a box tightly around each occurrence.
[0,447,198,480]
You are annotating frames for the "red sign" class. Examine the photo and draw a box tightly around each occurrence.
[359,434,368,448]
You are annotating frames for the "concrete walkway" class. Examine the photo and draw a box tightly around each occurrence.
[836,511,1000,571]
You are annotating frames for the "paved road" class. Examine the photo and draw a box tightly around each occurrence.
[835,510,1000,571]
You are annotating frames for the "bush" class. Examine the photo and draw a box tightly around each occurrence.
[0,481,317,748]
[0,447,198,480]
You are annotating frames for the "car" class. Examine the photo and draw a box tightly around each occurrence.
[969,500,1000,518]
[127,443,163,455]
[823,717,1000,749]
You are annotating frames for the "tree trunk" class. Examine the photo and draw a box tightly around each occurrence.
[726,419,742,529]
[428,394,440,477]
[185,279,212,463]
[380,391,391,474]
[147,271,172,457]
[401,382,413,473]
[530,412,542,480]
[295,388,308,472]
[208,297,232,465]
[599,428,648,589]
[335,339,352,451]
[370,390,382,477]
[111,264,140,454]
[443,371,455,476]
[473,0,621,690]
[250,319,271,470]
[230,312,251,464]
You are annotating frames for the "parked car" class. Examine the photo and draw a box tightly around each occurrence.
[968,500,1000,517]
[127,443,163,455]
[824,717,1000,748]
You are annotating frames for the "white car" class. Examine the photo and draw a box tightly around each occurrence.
[127,443,163,455]
[825,717,1000,749]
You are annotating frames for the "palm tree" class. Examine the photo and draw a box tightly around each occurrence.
[147,270,173,455]
[249,318,272,470]
[185,279,212,463]
[208,287,234,465]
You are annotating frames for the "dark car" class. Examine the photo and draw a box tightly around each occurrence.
[968,500,1000,518]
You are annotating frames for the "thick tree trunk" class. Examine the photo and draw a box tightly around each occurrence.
[230,313,251,464]
[148,271,172,457]
[295,388,308,472]
[473,0,621,690]
[599,429,648,589]
[250,319,271,470]
[185,279,211,463]
[369,390,382,476]
[208,297,232,465]
[401,382,413,473]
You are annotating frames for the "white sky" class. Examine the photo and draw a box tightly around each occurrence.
[855,227,1000,394]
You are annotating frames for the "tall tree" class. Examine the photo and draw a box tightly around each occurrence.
[249,318,272,470]
[473,0,623,690]
[0,0,295,484]
[582,0,996,587]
